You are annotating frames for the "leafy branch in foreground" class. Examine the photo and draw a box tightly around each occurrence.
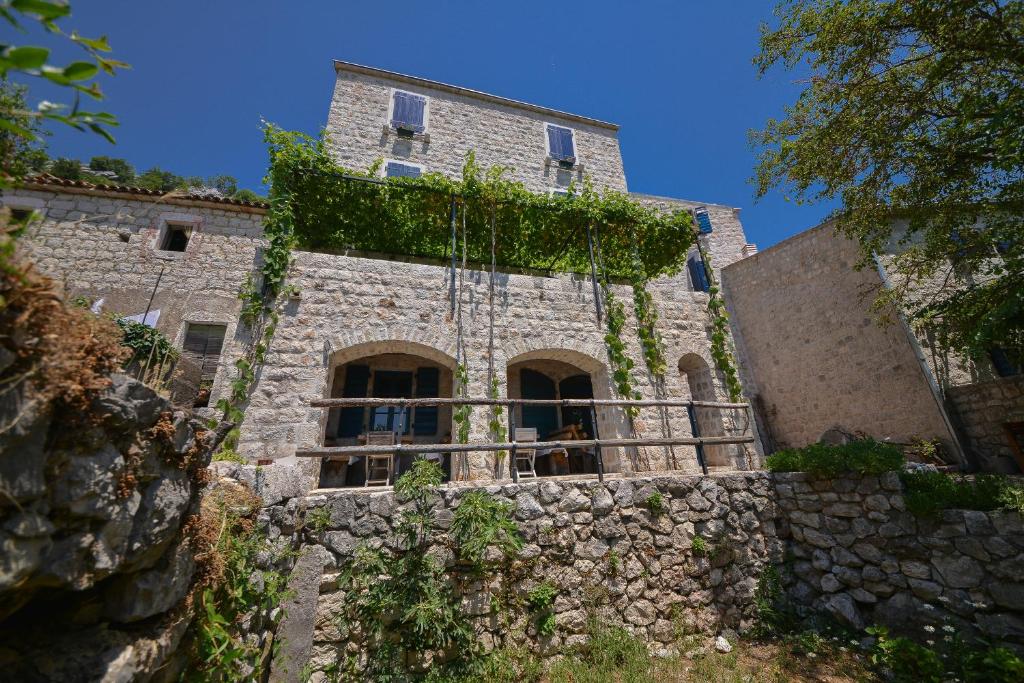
[0,0,128,166]
[753,0,1023,365]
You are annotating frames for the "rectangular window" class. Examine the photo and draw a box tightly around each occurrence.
[688,255,710,292]
[695,208,713,234]
[385,161,423,179]
[161,223,192,252]
[9,208,33,221]
[546,124,576,164]
[391,90,426,133]
[182,323,226,407]
[370,370,413,435]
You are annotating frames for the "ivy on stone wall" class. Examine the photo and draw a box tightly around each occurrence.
[262,124,695,280]
[696,243,743,402]
[601,286,641,418]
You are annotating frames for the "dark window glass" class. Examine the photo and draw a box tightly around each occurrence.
[546,125,575,162]
[161,223,191,252]
[520,368,559,438]
[9,208,32,221]
[391,91,426,133]
[413,366,440,436]
[370,370,413,435]
[385,161,422,179]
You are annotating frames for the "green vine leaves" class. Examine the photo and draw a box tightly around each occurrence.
[696,245,743,401]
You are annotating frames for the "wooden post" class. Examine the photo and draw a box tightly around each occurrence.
[688,401,709,475]
[586,225,603,323]
[449,195,458,314]
[590,401,604,482]
[508,399,519,483]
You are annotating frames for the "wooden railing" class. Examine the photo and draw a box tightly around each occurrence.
[297,397,756,482]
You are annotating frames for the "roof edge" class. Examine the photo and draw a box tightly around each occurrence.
[333,59,620,131]
[19,176,268,215]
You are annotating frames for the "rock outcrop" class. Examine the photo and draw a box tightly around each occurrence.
[0,374,219,682]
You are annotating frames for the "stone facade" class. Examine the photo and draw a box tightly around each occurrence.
[722,221,1023,472]
[233,469,1024,678]
[4,185,266,410]
[327,61,626,194]
[722,224,957,455]
[948,376,1024,473]
[6,61,757,489]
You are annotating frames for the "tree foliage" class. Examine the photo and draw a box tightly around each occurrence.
[0,78,47,178]
[0,0,127,180]
[753,0,1024,365]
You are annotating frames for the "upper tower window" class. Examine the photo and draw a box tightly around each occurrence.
[390,90,427,134]
[160,222,192,252]
[385,160,423,179]
[546,124,576,166]
[694,207,713,234]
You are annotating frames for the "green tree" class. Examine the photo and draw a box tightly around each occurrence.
[135,166,182,192]
[753,0,1023,366]
[230,188,264,203]
[88,155,134,182]
[0,0,128,186]
[0,78,47,178]
[49,156,81,179]
[207,174,238,196]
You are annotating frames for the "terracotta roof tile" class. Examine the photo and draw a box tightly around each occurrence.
[26,174,269,210]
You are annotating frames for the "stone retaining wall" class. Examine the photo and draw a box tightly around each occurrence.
[252,469,1024,678]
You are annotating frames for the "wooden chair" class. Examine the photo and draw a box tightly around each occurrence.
[364,431,396,487]
[514,428,538,478]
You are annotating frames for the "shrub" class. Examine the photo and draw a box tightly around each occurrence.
[765,439,904,477]
[867,626,945,683]
[450,490,523,565]
[527,581,558,638]
[644,491,665,514]
[691,535,708,556]
[751,565,798,638]
[900,471,1024,518]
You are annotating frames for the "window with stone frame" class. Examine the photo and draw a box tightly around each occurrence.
[385,160,423,179]
[390,90,427,135]
[545,123,576,166]
[182,323,226,407]
[160,222,193,252]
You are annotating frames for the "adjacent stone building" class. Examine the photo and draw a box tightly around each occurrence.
[4,60,759,491]
[722,222,1024,473]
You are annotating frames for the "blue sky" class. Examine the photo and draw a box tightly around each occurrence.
[18,0,838,249]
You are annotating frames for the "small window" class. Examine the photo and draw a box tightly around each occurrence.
[9,207,33,221]
[546,124,576,165]
[695,208,713,234]
[183,323,226,407]
[385,160,423,179]
[688,255,710,292]
[390,90,426,134]
[161,223,192,252]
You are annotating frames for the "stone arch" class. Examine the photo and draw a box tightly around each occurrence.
[503,334,607,375]
[326,326,458,374]
[678,352,728,468]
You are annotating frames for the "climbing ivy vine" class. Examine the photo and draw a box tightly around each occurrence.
[695,242,743,401]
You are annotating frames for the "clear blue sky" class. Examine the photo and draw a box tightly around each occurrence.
[22,0,839,249]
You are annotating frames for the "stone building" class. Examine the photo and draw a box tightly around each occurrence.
[4,60,759,490]
[723,222,1024,473]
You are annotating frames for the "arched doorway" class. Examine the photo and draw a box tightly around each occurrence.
[319,341,456,488]
[678,353,728,469]
[507,356,602,477]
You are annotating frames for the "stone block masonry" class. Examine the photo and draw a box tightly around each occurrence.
[249,470,1023,676]
[948,376,1024,473]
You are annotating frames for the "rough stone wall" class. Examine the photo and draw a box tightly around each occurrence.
[326,66,627,194]
[948,376,1024,473]
[239,248,754,481]
[0,374,218,681]
[777,471,1024,647]
[5,187,266,411]
[248,470,1023,678]
[721,223,957,454]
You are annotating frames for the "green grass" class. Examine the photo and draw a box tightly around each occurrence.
[765,439,904,477]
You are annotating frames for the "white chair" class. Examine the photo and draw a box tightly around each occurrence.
[514,427,538,478]
[364,431,396,486]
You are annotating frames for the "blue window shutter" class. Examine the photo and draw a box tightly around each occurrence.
[688,256,710,292]
[991,349,1022,377]
[337,365,370,437]
[386,162,421,179]
[696,210,713,234]
[547,125,574,161]
[412,367,439,435]
[392,91,425,132]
